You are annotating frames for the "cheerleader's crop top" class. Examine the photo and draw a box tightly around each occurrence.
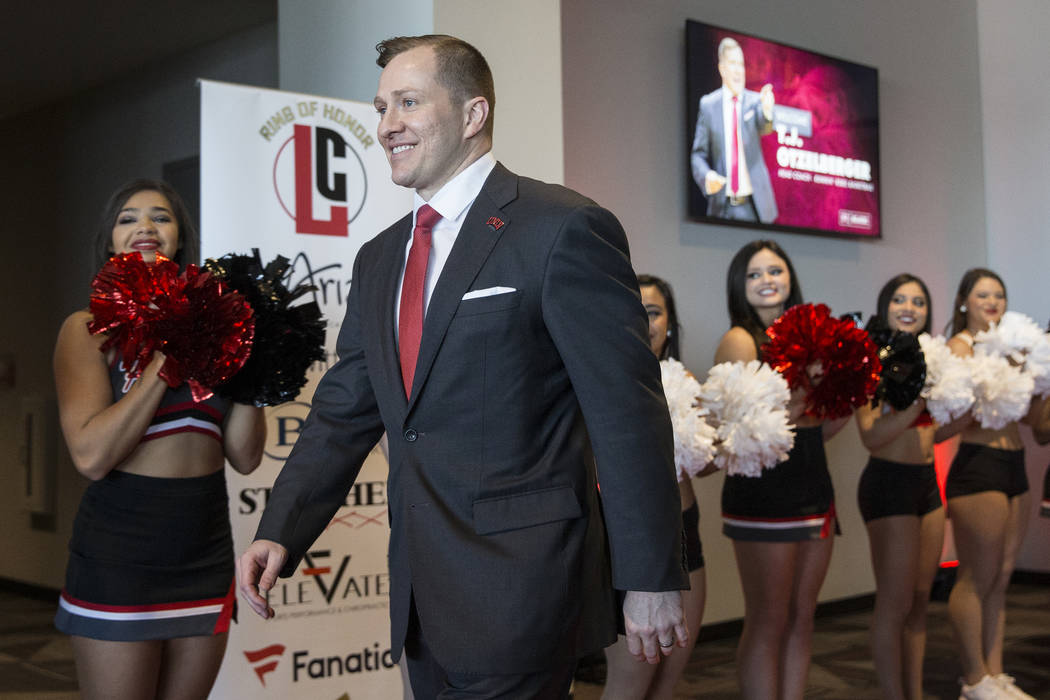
[110,358,231,443]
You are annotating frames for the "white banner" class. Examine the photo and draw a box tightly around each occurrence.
[200,79,411,699]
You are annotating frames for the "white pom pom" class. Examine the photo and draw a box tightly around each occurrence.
[974,311,1044,364]
[1027,336,1050,396]
[698,360,794,477]
[968,351,1034,430]
[660,359,718,481]
[918,333,975,424]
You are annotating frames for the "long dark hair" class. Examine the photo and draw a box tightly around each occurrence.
[875,273,933,335]
[92,179,199,272]
[949,268,1006,336]
[726,240,803,349]
[638,274,681,360]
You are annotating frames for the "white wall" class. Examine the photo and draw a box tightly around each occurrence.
[436,0,565,184]
[278,0,432,103]
[278,0,565,184]
[561,0,990,622]
[977,0,1050,572]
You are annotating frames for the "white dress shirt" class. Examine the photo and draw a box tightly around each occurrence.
[394,151,498,332]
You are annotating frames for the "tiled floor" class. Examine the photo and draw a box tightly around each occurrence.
[572,582,1050,700]
[2,583,1048,699]
[0,590,77,700]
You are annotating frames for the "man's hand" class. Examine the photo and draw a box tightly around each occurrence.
[236,539,288,620]
[705,170,726,195]
[623,590,689,664]
[760,83,775,119]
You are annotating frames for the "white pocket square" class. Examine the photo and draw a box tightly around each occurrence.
[744,109,755,122]
[462,286,516,300]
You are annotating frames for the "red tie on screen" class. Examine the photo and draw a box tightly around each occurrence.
[399,204,441,397]
[730,95,740,196]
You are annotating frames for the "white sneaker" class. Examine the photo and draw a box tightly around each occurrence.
[958,675,1009,700]
[993,674,1036,700]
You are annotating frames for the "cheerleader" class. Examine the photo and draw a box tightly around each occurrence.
[53,180,266,699]
[944,268,1037,700]
[602,275,711,699]
[713,240,849,700]
[854,274,951,700]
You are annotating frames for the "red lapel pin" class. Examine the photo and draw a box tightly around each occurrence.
[486,216,505,231]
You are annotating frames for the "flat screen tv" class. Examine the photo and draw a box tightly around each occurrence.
[686,19,881,238]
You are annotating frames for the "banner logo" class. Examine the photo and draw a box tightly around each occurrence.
[273,124,368,236]
[264,401,312,461]
[244,644,287,686]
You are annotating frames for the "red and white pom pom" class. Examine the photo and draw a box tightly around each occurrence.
[763,303,881,420]
[918,333,975,424]
[660,359,717,481]
[968,349,1034,430]
[698,360,794,478]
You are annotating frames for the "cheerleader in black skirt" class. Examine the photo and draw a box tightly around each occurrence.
[53,180,265,699]
[713,241,851,700]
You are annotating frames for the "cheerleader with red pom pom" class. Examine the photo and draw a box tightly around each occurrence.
[943,269,1042,700]
[712,241,855,700]
[52,181,265,700]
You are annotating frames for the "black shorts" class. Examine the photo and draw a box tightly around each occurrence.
[945,443,1028,500]
[682,501,704,572]
[54,469,236,641]
[857,457,942,522]
[721,426,837,541]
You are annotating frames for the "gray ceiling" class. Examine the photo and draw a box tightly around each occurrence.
[1,0,277,119]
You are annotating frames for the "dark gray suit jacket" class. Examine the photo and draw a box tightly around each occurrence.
[256,162,686,674]
[691,87,779,223]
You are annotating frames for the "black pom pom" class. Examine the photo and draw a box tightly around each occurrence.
[864,316,927,411]
[205,249,326,406]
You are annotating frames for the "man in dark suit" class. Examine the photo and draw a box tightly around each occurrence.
[691,37,779,223]
[237,34,687,698]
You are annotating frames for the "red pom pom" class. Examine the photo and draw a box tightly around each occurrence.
[89,253,181,378]
[764,303,882,419]
[89,253,255,402]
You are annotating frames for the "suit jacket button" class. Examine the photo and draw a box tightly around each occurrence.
[403,428,418,442]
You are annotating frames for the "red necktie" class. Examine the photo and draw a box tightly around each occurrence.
[399,204,441,397]
[730,95,740,196]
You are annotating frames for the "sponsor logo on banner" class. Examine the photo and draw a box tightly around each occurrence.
[292,643,397,681]
[244,644,287,686]
[263,548,390,619]
[263,401,311,461]
[245,641,391,686]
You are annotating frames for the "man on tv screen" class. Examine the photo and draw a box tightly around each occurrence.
[691,37,778,224]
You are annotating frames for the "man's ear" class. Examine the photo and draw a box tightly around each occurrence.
[463,96,490,139]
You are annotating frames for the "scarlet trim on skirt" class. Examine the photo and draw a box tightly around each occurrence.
[55,469,236,641]
[721,426,839,542]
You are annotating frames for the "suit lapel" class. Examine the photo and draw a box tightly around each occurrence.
[375,215,413,408]
[406,164,517,410]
